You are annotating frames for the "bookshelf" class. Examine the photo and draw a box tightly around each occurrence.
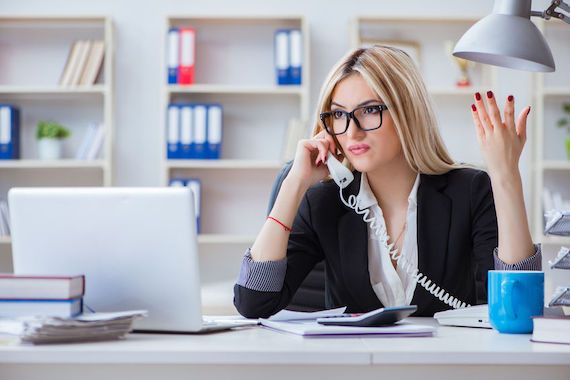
[350,17,498,168]
[0,16,114,270]
[531,19,570,300]
[161,16,310,314]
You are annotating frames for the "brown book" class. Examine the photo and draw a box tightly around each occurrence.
[79,40,105,85]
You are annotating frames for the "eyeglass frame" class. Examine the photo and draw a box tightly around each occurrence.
[319,104,389,136]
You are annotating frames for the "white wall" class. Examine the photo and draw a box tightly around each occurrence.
[2,0,541,189]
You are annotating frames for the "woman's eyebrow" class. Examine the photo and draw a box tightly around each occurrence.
[331,99,381,109]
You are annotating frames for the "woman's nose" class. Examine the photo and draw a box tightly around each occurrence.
[346,117,365,139]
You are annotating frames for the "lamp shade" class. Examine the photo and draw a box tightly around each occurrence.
[453,2,555,72]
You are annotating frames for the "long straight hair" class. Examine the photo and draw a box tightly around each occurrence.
[313,45,461,174]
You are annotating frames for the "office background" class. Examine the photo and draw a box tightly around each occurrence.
[0,0,567,314]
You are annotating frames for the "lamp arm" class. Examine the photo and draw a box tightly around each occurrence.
[532,0,570,24]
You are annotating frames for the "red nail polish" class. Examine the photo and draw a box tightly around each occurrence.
[508,95,514,102]
[486,91,493,99]
[527,106,531,115]
[475,92,481,101]
[471,104,476,112]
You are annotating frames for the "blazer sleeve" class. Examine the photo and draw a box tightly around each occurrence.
[233,191,325,318]
[470,170,498,304]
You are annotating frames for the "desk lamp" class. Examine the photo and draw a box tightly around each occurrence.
[453,0,569,72]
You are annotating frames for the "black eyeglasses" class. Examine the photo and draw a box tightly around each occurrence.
[319,104,388,136]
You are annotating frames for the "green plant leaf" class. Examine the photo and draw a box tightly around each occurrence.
[36,120,71,140]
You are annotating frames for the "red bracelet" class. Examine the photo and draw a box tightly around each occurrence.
[267,216,292,232]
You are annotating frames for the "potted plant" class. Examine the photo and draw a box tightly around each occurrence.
[557,103,570,160]
[36,121,71,160]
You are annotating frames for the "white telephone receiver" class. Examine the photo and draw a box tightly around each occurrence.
[326,152,354,189]
[325,152,469,309]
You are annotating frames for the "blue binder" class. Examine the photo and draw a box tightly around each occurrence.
[289,29,302,85]
[193,104,208,159]
[179,104,194,159]
[167,104,181,159]
[167,28,180,84]
[0,105,20,160]
[275,29,290,85]
[207,104,223,159]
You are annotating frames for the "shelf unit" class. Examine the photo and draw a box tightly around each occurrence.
[531,18,570,301]
[0,16,114,269]
[161,16,309,314]
[351,17,498,167]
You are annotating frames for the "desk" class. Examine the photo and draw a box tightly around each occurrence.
[0,318,568,380]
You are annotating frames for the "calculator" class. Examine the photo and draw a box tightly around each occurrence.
[316,305,417,327]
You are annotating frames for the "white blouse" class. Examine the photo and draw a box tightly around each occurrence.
[357,172,421,307]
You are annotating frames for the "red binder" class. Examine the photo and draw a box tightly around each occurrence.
[178,28,195,85]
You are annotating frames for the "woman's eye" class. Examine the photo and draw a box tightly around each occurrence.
[333,111,344,119]
[364,106,379,114]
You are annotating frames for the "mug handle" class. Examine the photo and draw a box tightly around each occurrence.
[502,279,519,319]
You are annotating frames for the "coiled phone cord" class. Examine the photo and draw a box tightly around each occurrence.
[339,187,470,309]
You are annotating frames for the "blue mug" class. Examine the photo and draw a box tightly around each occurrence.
[488,270,544,334]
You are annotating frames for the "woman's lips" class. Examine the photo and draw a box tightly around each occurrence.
[348,144,370,156]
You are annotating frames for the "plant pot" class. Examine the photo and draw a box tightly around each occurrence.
[37,138,63,160]
[566,138,570,161]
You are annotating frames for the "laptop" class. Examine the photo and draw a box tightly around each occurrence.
[8,187,254,333]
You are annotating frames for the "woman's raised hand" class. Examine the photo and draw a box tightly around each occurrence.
[470,91,530,181]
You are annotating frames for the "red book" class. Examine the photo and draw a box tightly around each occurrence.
[178,28,195,85]
[0,274,85,300]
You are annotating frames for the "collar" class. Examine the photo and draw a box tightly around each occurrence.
[356,172,421,210]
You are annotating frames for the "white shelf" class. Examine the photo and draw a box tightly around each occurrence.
[198,234,256,245]
[167,84,305,95]
[542,161,570,170]
[541,235,570,246]
[0,160,106,169]
[543,88,570,97]
[0,85,108,95]
[428,87,490,96]
[166,159,283,170]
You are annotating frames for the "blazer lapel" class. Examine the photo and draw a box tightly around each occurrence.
[412,173,451,308]
[337,173,383,311]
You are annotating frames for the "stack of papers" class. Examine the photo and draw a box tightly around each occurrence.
[0,310,147,344]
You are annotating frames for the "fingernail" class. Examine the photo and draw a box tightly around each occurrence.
[508,95,514,102]
[471,104,476,112]
[475,92,481,101]
[527,106,531,115]
[486,91,493,99]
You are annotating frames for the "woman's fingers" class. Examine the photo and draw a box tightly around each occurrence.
[471,103,485,143]
[504,95,515,131]
[516,106,531,143]
[474,92,493,134]
[484,91,504,131]
[304,138,330,165]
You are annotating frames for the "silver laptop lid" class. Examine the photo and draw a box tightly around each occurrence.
[8,187,203,332]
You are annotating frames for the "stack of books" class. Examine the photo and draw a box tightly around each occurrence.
[0,275,85,318]
[75,123,105,160]
[0,104,21,160]
[169,177,201,233]
[274,29,303,85]
[166,27,195,85]
[59,40,105,86]
[166,103,222,159]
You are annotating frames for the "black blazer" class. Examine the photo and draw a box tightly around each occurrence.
[234,168,498,318]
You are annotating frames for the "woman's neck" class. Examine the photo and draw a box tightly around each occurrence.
[365,156,417,212]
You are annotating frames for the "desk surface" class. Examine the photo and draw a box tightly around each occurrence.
[0,318,569,366]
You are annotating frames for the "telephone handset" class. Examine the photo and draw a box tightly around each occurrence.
[325,152,469,309]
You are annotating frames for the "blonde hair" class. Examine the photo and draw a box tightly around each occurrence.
[313,45,460,175]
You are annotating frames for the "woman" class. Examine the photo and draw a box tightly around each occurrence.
[234,45,541,318]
